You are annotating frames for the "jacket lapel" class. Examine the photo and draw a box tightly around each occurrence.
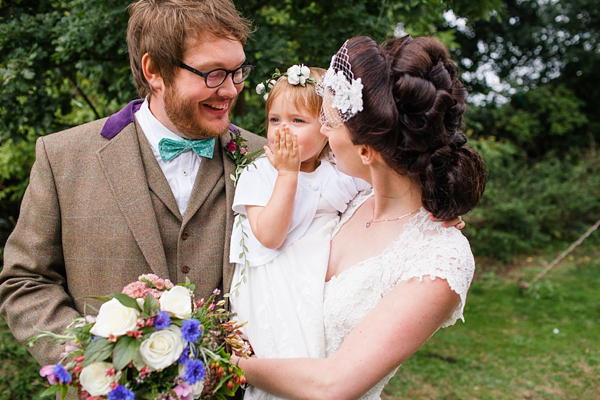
[96,122,170,279]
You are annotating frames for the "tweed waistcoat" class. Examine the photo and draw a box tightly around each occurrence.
[137,126,227,298]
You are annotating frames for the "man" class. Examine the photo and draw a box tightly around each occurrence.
[0,0,265,367]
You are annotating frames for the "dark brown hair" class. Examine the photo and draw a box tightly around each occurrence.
[344,36,487,219]
[127,0,252,97]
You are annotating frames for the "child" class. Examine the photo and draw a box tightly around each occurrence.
[229,65,369,400]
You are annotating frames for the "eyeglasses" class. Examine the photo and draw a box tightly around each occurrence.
[179,62,255,88]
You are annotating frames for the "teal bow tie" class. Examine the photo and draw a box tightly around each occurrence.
[158,137,216,162]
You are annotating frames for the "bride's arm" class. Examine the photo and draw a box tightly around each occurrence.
[236,276,460,400]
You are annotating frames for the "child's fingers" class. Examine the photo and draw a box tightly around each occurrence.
[292,134,299,155]
[264,145,274,165]
[274,129,281,153]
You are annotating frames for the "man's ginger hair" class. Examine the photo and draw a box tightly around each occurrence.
[127,0,252,97]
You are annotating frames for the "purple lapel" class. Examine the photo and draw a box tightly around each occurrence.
[101,99,144,140]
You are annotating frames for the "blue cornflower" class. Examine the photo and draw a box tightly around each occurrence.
[153,311,171,330]
[183,359,205,384]
[108,384,135,400]
[181,319,202,342]
[53,364,72,384]
[178,345,191,365]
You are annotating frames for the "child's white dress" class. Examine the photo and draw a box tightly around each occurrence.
[229,157,368,400]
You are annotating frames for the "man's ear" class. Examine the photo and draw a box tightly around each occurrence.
[142,53,164,93]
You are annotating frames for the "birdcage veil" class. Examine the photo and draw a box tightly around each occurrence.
[317,40,364,128]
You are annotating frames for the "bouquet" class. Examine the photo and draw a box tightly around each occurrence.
[28,274,252,400]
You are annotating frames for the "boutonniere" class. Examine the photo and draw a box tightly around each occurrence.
[225,125,261,186]
[224,125,261,297]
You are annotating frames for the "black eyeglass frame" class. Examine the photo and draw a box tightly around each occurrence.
[178,62,255,88]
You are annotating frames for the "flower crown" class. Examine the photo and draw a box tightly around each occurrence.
[255,64,316,100]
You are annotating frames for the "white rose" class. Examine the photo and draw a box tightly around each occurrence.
[159,286,193,319]
[90,298,140,338]
[299,64,310,85]
[255,82,265,94]
[287,65,301,85]
[139,326,185,371]
[79,362,120,396]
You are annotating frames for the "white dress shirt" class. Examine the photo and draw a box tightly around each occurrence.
[135,99,201,217]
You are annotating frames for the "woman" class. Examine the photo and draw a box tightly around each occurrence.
[233,35,487,400]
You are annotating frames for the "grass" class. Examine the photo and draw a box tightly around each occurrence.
[0,245,598,399]
[384,244,600,399]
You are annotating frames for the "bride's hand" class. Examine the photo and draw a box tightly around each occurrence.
[431,215,465,230]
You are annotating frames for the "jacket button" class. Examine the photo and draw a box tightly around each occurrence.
[181,232,189,240]
[181,265,190,273]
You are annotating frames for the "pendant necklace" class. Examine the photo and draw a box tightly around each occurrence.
[365,205,420,228]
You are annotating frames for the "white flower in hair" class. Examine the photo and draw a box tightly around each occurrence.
[255,82,266,95]
[286,64,311,85]
[325,69,364,116]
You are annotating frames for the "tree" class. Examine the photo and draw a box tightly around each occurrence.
[0,0,502,246]
[453,0,599,155]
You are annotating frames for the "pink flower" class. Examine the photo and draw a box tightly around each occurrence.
[240,148,248,155]
[226,141,238,152]
[60,340,81,358]
[173,383,194,400]
[40,364,58,385]
[122,281,148,298]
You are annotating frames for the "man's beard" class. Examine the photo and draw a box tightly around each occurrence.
[163,84,236,139]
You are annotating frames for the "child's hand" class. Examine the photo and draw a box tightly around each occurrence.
[264,125,301,174]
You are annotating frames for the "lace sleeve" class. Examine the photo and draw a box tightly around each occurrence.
[389,216,475,328]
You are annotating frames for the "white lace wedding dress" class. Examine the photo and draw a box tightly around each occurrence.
[323,190,476,400]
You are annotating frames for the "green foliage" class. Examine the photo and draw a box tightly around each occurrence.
[0,317,46,399]
[464,137,600,261]
[468,84,590,158]
[453,0,600,155]
[234,0,501,133]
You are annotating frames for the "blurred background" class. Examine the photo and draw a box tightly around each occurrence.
[0,0,598,398]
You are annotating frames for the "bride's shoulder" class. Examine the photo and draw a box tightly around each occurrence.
[403,211,474,260]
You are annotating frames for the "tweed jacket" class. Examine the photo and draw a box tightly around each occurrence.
[0,100,266,366]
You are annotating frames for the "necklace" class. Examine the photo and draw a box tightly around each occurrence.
[365,206,420,228]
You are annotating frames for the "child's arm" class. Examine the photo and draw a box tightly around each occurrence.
[246,125,300,249]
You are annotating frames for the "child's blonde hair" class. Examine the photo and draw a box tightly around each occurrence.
[265,67,331,160]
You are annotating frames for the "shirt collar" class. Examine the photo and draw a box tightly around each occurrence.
[135,98,185,154]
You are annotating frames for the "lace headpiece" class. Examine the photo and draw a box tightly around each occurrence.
[317,41,363,128]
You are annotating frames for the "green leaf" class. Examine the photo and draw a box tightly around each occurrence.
[110,293,142,311]
[144,293,160,315]
[39,385,63,397]
[83,296,113,303]
[83,337,114,366]
[113,336,140,371]
[132,349,145,370]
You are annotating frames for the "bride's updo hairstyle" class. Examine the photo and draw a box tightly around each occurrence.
[343,36,487,219]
